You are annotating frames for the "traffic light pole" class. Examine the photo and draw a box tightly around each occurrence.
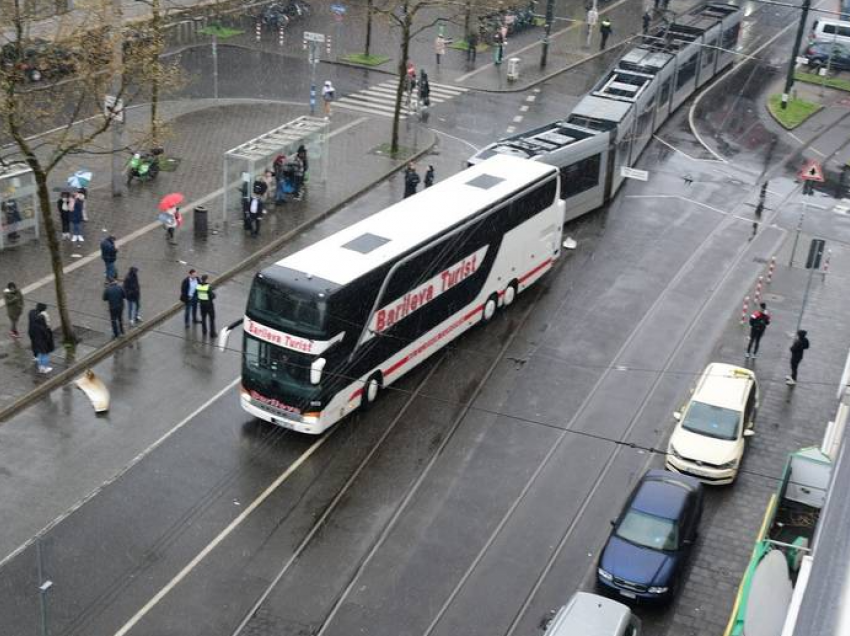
[540,0,555,67]
[781,0,811,110]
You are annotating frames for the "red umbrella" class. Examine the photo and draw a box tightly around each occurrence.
[158,192,184,211]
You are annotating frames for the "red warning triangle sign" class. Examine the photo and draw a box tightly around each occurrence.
[800,159,825,182]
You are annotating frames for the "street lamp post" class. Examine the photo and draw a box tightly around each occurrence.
[540,0,554,67]
[109,0,126,197]
[781,0,811,110]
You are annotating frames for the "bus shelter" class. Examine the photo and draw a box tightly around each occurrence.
[223,116,329,225]
[0,163,39,251]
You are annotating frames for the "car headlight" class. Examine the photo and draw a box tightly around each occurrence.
[597,568,613,582]
[719,458,739,470]
[669,445,682,460]
[648,586,669,594]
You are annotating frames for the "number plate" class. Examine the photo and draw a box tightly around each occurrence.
[620,590,636,599]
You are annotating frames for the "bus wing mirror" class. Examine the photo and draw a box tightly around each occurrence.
[217,319,244,352]
[310,357,327,385]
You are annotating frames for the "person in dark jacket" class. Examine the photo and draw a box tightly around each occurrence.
[180,269,200,327]
[70,191,85,242]
[786,330,810,385]
[100,235,118,281]
[57,192,73,240]
[642,11,651,34]
[745,302,770,359]
[123,266,141,326]
[196,275,217,338]
[466,30,479,63]
[102,278,126,338]
[30,310,54,374]
[248,195,264,237]
[600,17,612,50]
[404,163,421,198]
[424,165,435,188]
[4,282,23,338]
[27,303,46,358]
[418,70,431,107]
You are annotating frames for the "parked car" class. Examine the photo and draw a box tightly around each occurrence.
[666,362,758,485]
[543,592,640,636]
[804,41,850,71]
[0,38,75,82]
[597,469,703,604]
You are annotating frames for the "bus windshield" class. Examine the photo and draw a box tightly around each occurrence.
[244,335,313,388]
[247,277,327,337]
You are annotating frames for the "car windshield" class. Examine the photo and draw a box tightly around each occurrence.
[681,401,740,441]
[616,509,679,551]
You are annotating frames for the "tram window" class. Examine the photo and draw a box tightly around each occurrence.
[559,154,601,198]
[676,55,698,90]
[704,38,717,68]
[658,78,671,110]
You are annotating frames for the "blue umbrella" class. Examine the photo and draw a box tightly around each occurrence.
[67,170,93,189]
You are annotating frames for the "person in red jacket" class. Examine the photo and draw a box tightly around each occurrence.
[745,302,770,359]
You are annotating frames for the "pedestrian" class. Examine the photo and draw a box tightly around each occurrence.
[248,193,264,237]
[123,266,141,326]
[273,154,288,205]
[745,302,770,359]
[27,303,47,359]
[493,30,505,65]
[418,70,431,107]
[70,190,85,242]
[600,17,612,50]
[196,275,217,338]
[642,11,651,34]
[435,33,447,66]
[290,156,305,201]
[586,6,599,45]
[322,80,335,118]
[786,330,810,386]
[262,170,275,203]
[467,30,478,63]
[296,145,309,199]
[100,235,118,281]
[405,63,417,108]
[4,281,23,338]
[424,165,435,188]
[403,163,421,198]
[57,192,72,240]
[180,269,200,328]
[160,206,182,243]
[30,306,54,374]
[102,277,126,339]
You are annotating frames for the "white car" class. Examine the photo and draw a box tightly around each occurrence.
[666,363,758,485]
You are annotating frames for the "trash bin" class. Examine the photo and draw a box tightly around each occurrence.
[194,205,208,238]
[507,57,521,81]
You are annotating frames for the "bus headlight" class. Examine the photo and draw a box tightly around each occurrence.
[310,357,327,385]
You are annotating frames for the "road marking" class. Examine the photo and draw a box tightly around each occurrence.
[0,117,368,311]
[519,105,529,112]
[114,430,330,636]
[506,126,517,133]
[525,95,536,102]
[512,115,524,123]
[0,377,241,569]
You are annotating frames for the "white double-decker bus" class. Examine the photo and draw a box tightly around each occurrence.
[240,155,565,434]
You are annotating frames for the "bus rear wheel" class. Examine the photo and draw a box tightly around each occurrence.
[482,293,499,322]
[362,373,383,409]
[502,281,518,307]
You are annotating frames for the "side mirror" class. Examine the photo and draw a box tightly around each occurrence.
[673,411,682,421]
[310,357,327,385]
[743,429,756,438]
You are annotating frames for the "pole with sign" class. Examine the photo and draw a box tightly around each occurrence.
[304,32,325,116]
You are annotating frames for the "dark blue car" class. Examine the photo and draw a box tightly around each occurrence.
[597,469,703,604]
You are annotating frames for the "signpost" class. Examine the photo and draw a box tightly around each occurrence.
[304,32,326,115]
[104,95,125,123]
[798,238,826,329]
[800,159,824,196]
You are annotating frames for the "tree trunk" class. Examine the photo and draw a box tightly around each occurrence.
[391,10,411,156]
[150,0,162,146]
[32,168,77,347]
[365,0,373,56]
[464,0,471,40]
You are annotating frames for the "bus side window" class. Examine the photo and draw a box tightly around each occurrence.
[509,179,557,224]
[559,155,601,199]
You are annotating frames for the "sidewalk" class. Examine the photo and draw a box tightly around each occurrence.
[0,98,435,414]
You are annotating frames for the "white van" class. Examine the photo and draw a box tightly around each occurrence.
[543,592,640,636]
[811,19,850,46]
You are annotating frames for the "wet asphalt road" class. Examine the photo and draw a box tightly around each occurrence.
[1,2,834,635]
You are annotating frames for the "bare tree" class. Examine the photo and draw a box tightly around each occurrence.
[0,0,165,346]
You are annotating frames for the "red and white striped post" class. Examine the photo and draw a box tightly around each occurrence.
[740,295,750,325]
[255,20,262,42]
[822,249,832,281]
[766,256,776,284]
[754,276,764,304]
[279,23,285,46]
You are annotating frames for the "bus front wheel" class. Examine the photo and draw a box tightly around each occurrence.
[362,373,383,409]
[482,293,499,322]
[502,281,518,307]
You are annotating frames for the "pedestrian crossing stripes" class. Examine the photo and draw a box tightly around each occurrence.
[335,80,468,119]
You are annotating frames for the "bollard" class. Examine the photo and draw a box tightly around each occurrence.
[194,205,209,238]
[255,20,262,42]
[754,276,764,303]
[822,249,832,281]
[279,24,285,46]
[740,295,750,325]
[766,256,776,284]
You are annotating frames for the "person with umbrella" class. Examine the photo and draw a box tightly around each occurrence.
[158,193,185,243]
[71,190,85,242]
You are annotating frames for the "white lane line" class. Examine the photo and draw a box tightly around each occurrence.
[0,377,241,569]
[356,89,445,105]
[0,117,369,310]
[340,94,413,110]
[506,126,517,133]
[427,81,469,92]
[525,95,536,102]
[519,105,529,112]
[367,86,450,103]
[512,115,524,123]
[114,431,330,636]
[336,101,408,119]
[376,81,466,97]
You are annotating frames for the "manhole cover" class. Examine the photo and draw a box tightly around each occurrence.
[753,256,769,264]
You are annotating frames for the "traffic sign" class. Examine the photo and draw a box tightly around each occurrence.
[104,95,125,123]
[304,31,326,43]
[800,159,825,182]
[620,166,649,181]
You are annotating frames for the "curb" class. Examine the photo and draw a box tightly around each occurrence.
[0,134,438,425]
